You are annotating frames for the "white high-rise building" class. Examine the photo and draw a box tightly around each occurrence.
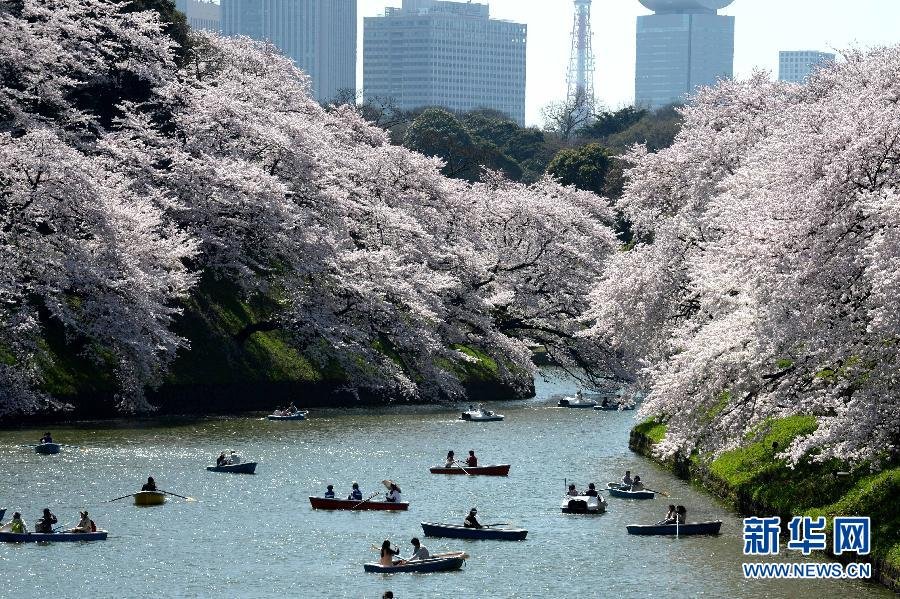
[363,0,527,125]
[175,0,220,32]
[779,51,836,83]
[220,0,357,102]
[635,0,735,109]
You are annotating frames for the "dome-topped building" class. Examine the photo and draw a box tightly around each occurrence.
[635,0,735,108]
[639,0,734,13]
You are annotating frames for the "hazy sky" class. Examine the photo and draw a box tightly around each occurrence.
[356,0,900,126]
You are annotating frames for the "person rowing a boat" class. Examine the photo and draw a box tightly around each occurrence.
[659,504,677,525]
[34,508,58,533]
[566,483,580,496]
[68,511,95,533]
[621,470,633,487]
[464,507,482,529]
[466,450,478,467]
[676,505,687,524]
[584,483,599,497]
[379,540,400,566]
[40,432,53,444]
[630,476,645,491]
[216,452,227,467]
[324,485,335,499]
[287,402,299,414]
[384,482,402,503]
[445,450,455,467]
[348,482,363,500]
[407,537,430,561]
[141,476,157,492]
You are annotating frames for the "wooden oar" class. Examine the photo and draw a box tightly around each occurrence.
[453,460,473,476]
[106,493,137,503]
[644,487,670,497]
[51,520,76,533]
[160,489,196,502]
[351,491,381,510]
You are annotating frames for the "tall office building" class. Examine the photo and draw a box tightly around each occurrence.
[220,0,356,102]
[175,0,220,32]
[364,0,527,125]
[635,0,735,109]
[779,50,836,83]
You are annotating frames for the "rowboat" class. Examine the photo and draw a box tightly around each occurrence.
[267,411,308,421]
[626,521,722,536]
[0,531,108,543]
[35,442,61,455]
[421,522,527,541]
[134,491,167,506]
[206,462,258,474]
[308,496,409,511]
[606,483,655,500]
[557,396,597,408]
[429,464,510,476]
[594,402,634,411]
[363,551,467,574]
[561,495,606,514]
[459,408,504,421]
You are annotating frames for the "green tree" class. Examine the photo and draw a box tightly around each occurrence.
[580,106,648,139]
[546,143,612,196]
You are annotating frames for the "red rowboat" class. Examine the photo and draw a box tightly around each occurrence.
[428,464,511,476]
[308,496,409,511]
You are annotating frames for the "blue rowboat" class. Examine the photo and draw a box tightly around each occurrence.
[206,462,257,474]
[267,411,308,421]
[35,443,61,455]
[608,487,655,500]
[626,521,722,536]
[0,531,108,543]
[421,522,527,541]
[363,552,467,573]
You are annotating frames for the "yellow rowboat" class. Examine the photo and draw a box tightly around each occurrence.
[134,491,166,506]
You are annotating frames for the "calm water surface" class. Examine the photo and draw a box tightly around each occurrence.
[0,371,888,598]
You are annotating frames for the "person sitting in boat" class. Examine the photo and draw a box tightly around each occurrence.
[385,483,402,503]
[8,512,27,534]
[621,470,633,487]
[348,482,363,500]
[324,485,335,499]
[630,476,645,491]
[40,432,53,444]
[601,397,609,408]
[466,450,478,467]
[584,483,599,497]
[141,476,157,492]
[676,505,687,524]
[408,537,430,561]
[228,450,241,465]
[216,452,227,467]
[68,511,94,533]
[659,504,678,525]
[566,483,579,496]
[464,507,482,529]
[34,508,58,533]
[287,402,299,414]
[380,540,400,566]
[445,450,455,467]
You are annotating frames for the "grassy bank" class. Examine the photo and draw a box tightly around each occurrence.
[629,416,900,592]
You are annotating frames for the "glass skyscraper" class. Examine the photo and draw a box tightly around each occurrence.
[779,51,836,83]
[220,0,357,102]
[363,0,527,125]
[635,0,735,109]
